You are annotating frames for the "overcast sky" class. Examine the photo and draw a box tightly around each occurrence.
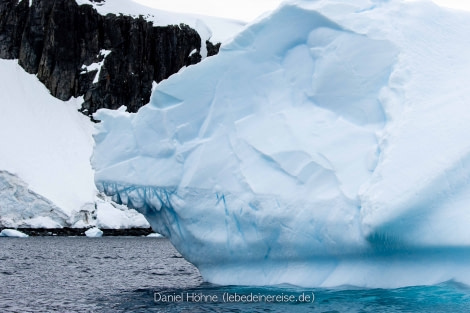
[133,0,470,22]
[133,0,284,21]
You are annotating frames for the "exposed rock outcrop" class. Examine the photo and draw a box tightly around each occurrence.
[206,40,221,57]
[0,0,219,115]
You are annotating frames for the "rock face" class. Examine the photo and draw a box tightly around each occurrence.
[0,0,217,114]
[205,40,221,57]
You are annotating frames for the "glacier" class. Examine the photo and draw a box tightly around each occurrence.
[92,0,470,288]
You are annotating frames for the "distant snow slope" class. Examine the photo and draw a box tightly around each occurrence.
[0,59,149,229]
[94,0,470,287]
[0,59,96,215]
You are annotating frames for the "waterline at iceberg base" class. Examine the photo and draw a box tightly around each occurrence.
[92,0,470,288]
[95,182,470,288]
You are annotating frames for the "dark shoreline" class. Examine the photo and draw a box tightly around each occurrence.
[0,227,154,236]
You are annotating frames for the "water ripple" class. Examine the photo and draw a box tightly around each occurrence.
[1,237,469,312]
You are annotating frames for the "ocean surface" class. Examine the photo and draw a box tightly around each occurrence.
[1,237,469,312]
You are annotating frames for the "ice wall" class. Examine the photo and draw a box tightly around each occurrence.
[92,0,470,287]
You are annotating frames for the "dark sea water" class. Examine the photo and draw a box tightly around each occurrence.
[1,237,469,313]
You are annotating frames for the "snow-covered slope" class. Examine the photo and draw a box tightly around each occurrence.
[0,59,95,215]
[93,0,470,287]
[0,59,148,229]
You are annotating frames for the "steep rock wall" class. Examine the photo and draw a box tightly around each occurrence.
[0,0,219,114]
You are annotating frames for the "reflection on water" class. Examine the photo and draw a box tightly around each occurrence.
[106,282,470,313]
[1,237,469,312]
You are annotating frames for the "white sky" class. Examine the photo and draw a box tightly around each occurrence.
[133,0,470,22]
[132,0,285,21]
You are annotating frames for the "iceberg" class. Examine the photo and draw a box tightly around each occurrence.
[85,227,103,238]
[92,0,470,287]
[147,233,164,238]
[0,229,29,238]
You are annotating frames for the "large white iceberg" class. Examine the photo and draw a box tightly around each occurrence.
[92,0,470,288]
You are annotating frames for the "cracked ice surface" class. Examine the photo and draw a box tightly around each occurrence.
[93,0,470,287]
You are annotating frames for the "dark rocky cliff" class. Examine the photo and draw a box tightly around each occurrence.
[0,0,220,115]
